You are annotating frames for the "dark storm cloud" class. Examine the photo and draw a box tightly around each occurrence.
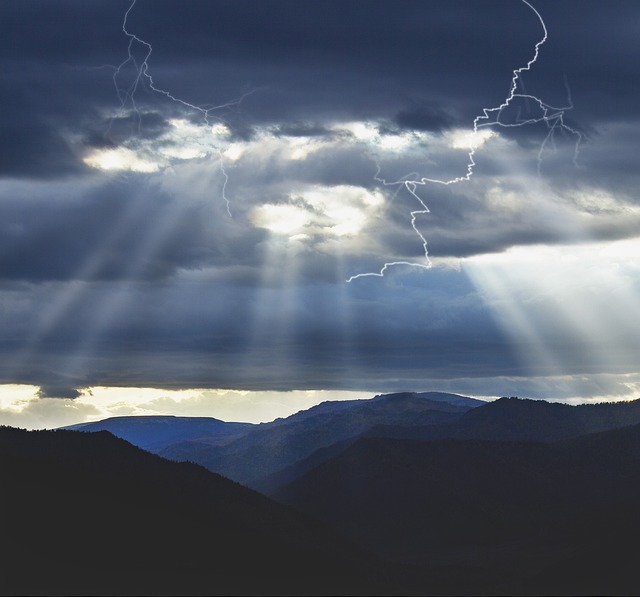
[122,0,544,127]
[0,176,268,282]
[1,0,637,179]
[273,123,335,139]
[0,85,87,178]
[0,0,552,158]
[0,1,129,179]
[104,0,640,129]
[1,0,639,402]
[0,1,126,63]
[83,112,172,149]
[37,385,82,400]
[0,270,524,391]
[527,1,640,121]
[394,102,455,133]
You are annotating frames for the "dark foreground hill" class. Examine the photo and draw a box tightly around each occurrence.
[0,426,395,596]
[274,423,640,595]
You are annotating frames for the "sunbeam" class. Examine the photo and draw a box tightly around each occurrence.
[1,0,638,427]
[465,238,640,398]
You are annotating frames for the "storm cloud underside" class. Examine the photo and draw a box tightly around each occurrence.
[1,0,640,426]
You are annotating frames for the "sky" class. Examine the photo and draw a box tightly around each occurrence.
[1,0,639,428]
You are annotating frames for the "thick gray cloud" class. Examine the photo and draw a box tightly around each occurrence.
[37,386,82,400]
[0,0,639,421]
[4,0,630,179]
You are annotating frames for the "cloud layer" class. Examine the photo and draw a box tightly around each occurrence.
[1,0,639,425]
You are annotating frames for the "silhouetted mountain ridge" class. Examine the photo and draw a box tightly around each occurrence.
[274,419,640,595]
[159,392,482,486]
[368,396,640,442]
[16,393,640,594]
[0,425,390,596]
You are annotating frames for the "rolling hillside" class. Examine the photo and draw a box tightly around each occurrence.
[0,425,392,596]
[273,422,640,595]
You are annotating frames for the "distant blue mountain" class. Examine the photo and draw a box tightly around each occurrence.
[62,415,254,453]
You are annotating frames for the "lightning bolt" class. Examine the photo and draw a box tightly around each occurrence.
[110,0,251,217]
[347,0,583,283]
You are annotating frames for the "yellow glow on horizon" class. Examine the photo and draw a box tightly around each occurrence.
[1,380,639,431]
[0,385,370,429]
[0,384,41,409]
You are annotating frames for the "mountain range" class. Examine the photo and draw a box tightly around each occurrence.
[64,392,484,487]
[27,391,640,595]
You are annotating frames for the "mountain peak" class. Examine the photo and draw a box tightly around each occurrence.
[372,391,486,409]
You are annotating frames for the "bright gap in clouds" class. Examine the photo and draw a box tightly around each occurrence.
[82,118,230,173]
[78,109,500,274]
[464,237,640,399]
[83,147,160,173]
[250,185,385,240]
